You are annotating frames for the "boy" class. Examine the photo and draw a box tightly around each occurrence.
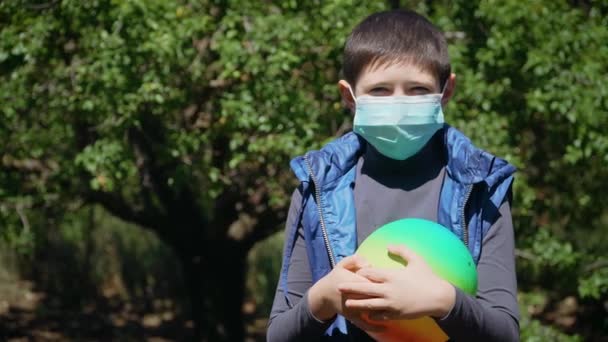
[267,9,519,341]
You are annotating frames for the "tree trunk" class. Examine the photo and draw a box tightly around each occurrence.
[179,240,248,342]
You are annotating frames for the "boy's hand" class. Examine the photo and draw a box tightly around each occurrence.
[308,255,383,328]
[337,245,456,321]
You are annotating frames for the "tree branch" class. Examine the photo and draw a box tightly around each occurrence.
[515,248,538,261]
[240,187,285,250]
[88,190,165,232]
[242,203,284,250]
[127,124,174,215]
[127,117,206,231]
[584,259,608,273]
[128,127,168,217]
[209,183,278,250]
[2,155,58,175]
[26,0,60,10]
[15,204,31,236]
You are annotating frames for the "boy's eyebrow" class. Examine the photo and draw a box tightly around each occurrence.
[363,80,436,89]
[363,82,393,88]
[408,80,436,88]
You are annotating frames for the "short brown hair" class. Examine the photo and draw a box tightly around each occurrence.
[342,9,451,89]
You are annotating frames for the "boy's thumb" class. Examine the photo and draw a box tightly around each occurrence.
[387,244,420,264]
[340,254,369,270]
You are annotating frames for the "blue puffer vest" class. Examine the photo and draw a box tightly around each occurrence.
[279,125,516,339]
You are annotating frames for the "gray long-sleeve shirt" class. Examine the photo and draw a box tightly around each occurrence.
[267,134,520,341]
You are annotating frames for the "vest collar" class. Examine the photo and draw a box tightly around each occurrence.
[290,125,515,189]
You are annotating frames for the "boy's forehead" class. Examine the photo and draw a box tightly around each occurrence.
[357,59,438,88]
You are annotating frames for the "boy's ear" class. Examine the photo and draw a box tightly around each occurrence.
[441,73,456,106]
[338,80,356,112]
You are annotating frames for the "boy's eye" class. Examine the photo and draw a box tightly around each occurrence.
[369,87,390,95]
[410,87,431,95]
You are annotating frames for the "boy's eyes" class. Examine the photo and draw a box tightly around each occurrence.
[411,87,431,95]
[368,86,432,96]
[369,87,390,95]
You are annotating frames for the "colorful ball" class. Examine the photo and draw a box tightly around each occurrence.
[354,218,478,342]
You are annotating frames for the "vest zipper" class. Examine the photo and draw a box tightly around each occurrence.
[462,185,473,248]
[304,155,337,268]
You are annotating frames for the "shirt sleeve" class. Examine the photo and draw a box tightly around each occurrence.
[266,188,333,342]
[436,200,520,341]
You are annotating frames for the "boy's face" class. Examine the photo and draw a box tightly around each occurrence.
[338,61,456,111]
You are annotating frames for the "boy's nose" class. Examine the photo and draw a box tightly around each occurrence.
[392,87,407,96]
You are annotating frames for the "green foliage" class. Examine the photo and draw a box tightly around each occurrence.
[518,290,583,342]
[520,316,582,342]
[578,264,608,300]
[518,292,583,342]
[75,139,136,191]
[1,0,607,339]
[246,230,284,315]
[425,1,608,337]
[534,231,578,268]
[0,197,45,258]
[0,0,389,224]
[34,204,184,303]
[0,216,35,256]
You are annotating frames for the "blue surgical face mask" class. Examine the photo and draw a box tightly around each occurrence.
[349,85,446,160]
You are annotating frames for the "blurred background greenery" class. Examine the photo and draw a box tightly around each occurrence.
[0,0,606,341]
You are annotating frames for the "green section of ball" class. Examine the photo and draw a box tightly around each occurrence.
[356,218,477,295]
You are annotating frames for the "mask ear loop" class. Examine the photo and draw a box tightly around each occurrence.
[347,84,357,104]
[440,79,449,100]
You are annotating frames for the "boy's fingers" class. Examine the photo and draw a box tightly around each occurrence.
[387,244,420,263]
[339,255,370,271]
[344,297,390,310]
[353,254,371,267]
[368,310,399,321]
[337,255,357,268]
[338,282,385,297]
[356,267,389,283]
